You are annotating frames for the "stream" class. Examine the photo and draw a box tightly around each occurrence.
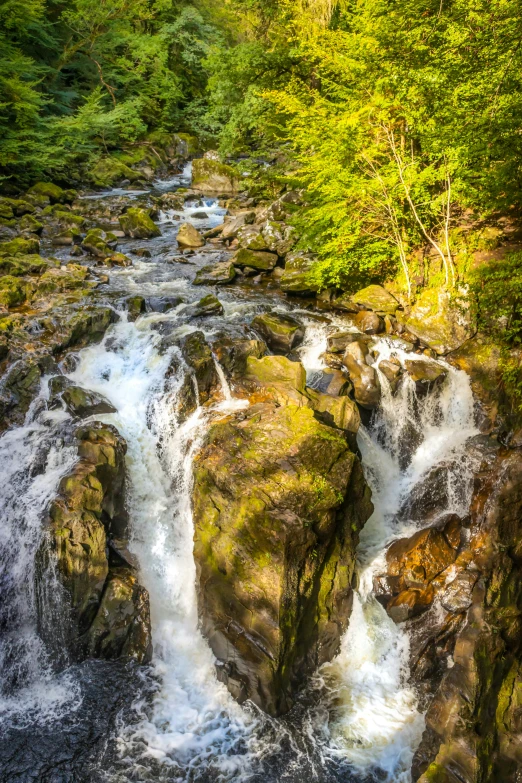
[0,170,479,783]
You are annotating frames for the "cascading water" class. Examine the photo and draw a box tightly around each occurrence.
[0,173,480,783]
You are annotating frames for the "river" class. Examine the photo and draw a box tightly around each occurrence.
[0,169,478,783]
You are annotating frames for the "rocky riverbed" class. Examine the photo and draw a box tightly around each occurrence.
[1,153,521,783]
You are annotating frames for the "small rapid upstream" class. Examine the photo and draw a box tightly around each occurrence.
[0,171,479,783]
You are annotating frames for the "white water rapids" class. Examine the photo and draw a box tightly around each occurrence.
[0,185,479,782]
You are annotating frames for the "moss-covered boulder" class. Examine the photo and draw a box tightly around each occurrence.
[306,388,360,433]
[280,253,320,295]
[84,567,152,663]
[89,157,142,188]
[252,312,305,354]
[18,214,43,235]
[0,275,33,308]
[399,288,473,355]
[53,306,117,352]
[82,228,116,258]
[262,221,297,256]
[186,293,223,318]
[119,207,161,239]
[0,358,42,430]
[193,261,236,285]
[192,158,238,193]
[352,284,400,314]
[62,385,116,418]
[193,400,373,715]
[233,248,278,271]
[36,265,89,296]
[236,225,269,251]
[0,237,40,256]
[126,295,146,321]
[27,182,75,204]
[0,254,49,277]
[177,222,205,248]
[0,197,35,217]
[38,422,152,662]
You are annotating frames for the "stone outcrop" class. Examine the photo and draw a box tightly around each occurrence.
[251,312,304,354]
[192,353,370,714]
[37,422,152,664]
[192,158,238,193]
[192,393,373,715]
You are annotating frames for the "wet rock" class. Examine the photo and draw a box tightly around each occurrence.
[307,388,360,433]
[126,295,146,321]
[146,296,183,313]
[177,222,205,248]
[193,260,236,286]
[0,275,33,308]
[193,400,373,715]
[105,252,132,267]
[212,337,267,377]
[0,254,49,276]
[186,293,224,318]
[232,248,278,271]
[192,158,238,193]
[134,247,151,258]
[180,330,218,405]
[354,310,385,335]
[221,211,256,240]
[342,341,381,409]
[245,354,307,406]
[82,228,117,258]
[62,385,117,418]
[440,571,478,613]
[378,358,402,393]
[119,207,161,239]
[310,368,352,397]
[54,306,117,352]
[404,358,447,393]
[280,253,320,295]
[352,284,400,314]
[387,586,435,623]
[326,331,362,353]
[38,423,130,643]
[0,358,42,430]
[386,520,460,590]
[84,567,152,663]
[251,312,305,354]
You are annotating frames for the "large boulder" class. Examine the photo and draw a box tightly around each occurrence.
[404,358,447,393]
[177,222,205,248]
[212,337,267,377]
[354,310,385,334]
[119,208,161,239]
[280,253,320,295]
[193,261,236,286]
[37,422,152,663]
[82,228,117,258]
[62,385,116,418]
[251,312,305,354]
[192,158,238,194]
[399,288,473,355]
[352,284,400,314]
[192,400,373,715]
[26,182,75,204]
[342,340,381,409]
[232,248,278,271]
[236,225,269,251]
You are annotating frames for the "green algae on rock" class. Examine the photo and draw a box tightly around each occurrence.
[119,207,161,239]
[192,157,238,193]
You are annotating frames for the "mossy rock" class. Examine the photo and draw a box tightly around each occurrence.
[280,253,320,295]
[36,265,89,295]
[236,226,269,251]
[27,182,75,204]
[399,287,473,355]
[233,248,278,271]
[4,198,35,216]
[193,400,373,715]
[251,312,305,354]
[0,237,40,256]
[0,254,50,276]
[89,157,142,188]
[352,284,400,314]
[62,385,116,418]
[0,275,33,308]
[18,214,43,234]
[82,228,115,258]
[126,295,146,321]
[119,208,161,239]
[192,158,238,194]
[193,261,236,286]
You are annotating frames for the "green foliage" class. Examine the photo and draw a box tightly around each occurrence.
[0,0,224,184]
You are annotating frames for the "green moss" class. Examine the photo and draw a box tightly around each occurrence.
[119,207,160,239]
[0,254,50,276]
[0,275,32,307]
[26,181,73,203]
[0,237,40,256]
[89,156,142,187]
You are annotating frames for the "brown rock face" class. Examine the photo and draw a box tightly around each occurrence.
[37,422,152,664]
[342,340,381,409]
[411,449,522,782]
[192,371,373,716]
